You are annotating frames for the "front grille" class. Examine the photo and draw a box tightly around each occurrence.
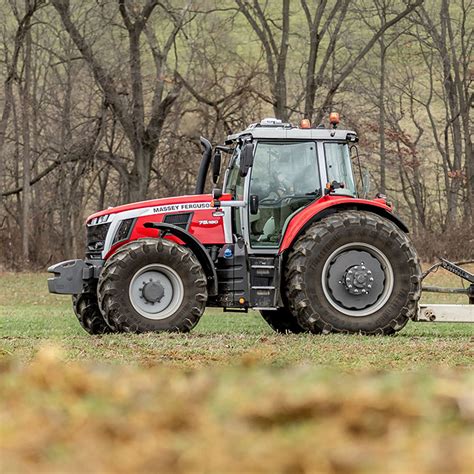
[86,222,110,258]
[163,212,192,230]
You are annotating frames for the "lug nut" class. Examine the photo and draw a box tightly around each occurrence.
[369,277,374,281]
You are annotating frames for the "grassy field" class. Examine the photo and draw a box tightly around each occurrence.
[0,270,473,368]
[0,270,473,473]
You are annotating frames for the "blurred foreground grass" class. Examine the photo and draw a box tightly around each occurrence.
[0,346,473,473]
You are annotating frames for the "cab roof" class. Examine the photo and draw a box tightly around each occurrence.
[225,118,357,144]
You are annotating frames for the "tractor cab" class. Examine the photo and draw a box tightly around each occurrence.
[211,117,360,250]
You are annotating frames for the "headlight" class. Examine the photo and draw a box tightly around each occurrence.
[112,218,135,244]
[97,214,110,224]
[88,214,110,226]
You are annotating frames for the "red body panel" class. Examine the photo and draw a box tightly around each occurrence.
[87,194,232,260]
[279,195,393,253]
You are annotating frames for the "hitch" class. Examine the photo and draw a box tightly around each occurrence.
[422,258,474,304]
[417,258,474,323]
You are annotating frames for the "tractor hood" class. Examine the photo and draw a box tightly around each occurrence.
[87,194,215,224]
[85,193,230,260]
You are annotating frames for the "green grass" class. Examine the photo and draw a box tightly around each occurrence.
[1,271,472,369]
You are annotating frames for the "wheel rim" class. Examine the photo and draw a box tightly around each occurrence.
[321,242,394,317]
[129,264,184,320]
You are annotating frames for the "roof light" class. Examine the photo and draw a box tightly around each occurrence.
[300,119,311,129]
[329,112,340,128]
[260,118,282,126]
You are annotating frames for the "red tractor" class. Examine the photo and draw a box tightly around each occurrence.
[48,115,422,335]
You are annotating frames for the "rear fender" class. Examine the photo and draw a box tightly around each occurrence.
[279,197,408,254]
[143,222,218,296]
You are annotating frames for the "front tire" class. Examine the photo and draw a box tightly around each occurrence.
[72,283,113,335]
[98,239,207,333]
[286,211,421,335]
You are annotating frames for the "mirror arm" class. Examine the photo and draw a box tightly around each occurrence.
[215,145,233,154]
[212,200,246,208]
[196,137,212,194]
[212,149,222,185]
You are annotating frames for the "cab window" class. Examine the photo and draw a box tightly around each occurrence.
[324,143,356,196]
[224,148,244,199]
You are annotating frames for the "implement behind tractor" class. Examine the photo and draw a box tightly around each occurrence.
[418,259,473,322]
[47,115,474,335]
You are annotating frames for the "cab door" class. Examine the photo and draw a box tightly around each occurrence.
[247,141,321,249]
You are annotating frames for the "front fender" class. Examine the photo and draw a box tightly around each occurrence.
[143,222,218,296]
[279,195,408,254]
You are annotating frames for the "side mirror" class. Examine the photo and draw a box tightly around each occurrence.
[239,143,254,177]
[212,187,222,200]
[249,194,259,215]
[212,150,221,184]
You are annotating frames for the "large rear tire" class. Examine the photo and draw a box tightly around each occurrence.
[286,211,421,335]
[98,239,207,333]
[259,308,306,334]
[72,283,113,335]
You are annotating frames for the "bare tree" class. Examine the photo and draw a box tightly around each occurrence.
[50,0,189,202]
[235,0,422,122]
[0,0,472,267]
[414,0,473,226]
[0,0,41,199]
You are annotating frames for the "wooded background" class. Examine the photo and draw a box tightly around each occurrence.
[0,0,472,269]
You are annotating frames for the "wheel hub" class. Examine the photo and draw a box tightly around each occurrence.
[129,265,184,320]
[343,264,374,295]
[326,249,386,311]
[140,280,165,304]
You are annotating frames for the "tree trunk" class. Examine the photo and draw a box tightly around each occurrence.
[379,37,386,194]
[273,0,289,121]
[129,144,155,202]
[21,17,32,264]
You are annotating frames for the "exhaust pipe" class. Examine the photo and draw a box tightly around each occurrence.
[195,137,212,194]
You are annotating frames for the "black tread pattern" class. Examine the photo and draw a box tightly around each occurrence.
[285,211,422,335]
[97,238,207,333]
[72,283,113,335]
[259,309,306,334]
